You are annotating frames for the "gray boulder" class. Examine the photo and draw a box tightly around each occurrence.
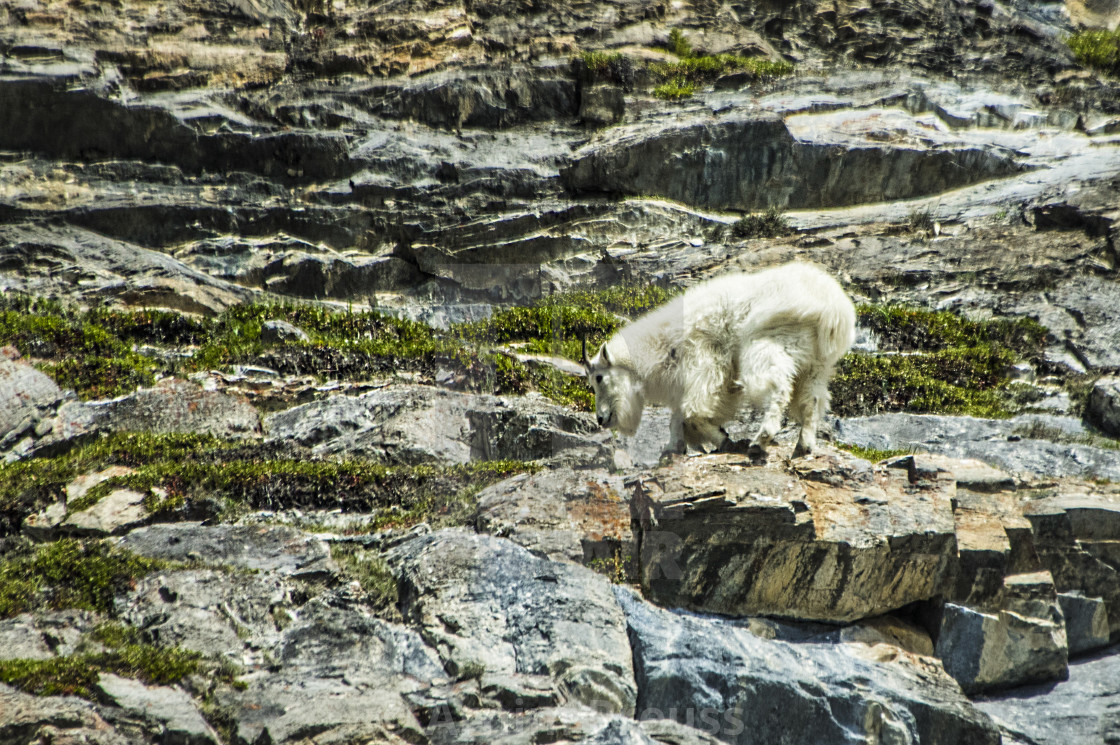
[1025,494,1120,635]
[0,348,98,462]
[1087,376,1120,437]
[616,587,1001,745]
[387,529,637,715]
[264,384,609,466]
[935,595,1068,695]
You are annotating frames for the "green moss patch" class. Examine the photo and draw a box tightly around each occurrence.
[834,444,916,463]
[330,545,398,612]
[650,28,792,99]
[0,622,241,698]
[831,304,1049,418]
[0,538,166,619]
[1068,29,1120,75]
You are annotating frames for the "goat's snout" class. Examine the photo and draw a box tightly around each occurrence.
[596,413,606,427]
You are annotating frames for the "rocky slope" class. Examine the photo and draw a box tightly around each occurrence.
[4,0,1120,744]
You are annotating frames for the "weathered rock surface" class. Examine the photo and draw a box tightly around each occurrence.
[96,673,221,745]
[474,467,632,565]
[89,378,261,439]
[632,450,958,623]
[561,110,1026,211]
[1059,591,1112,655]
[617,587,1001,745]
[936,575,1070,695]
[1025,494,1120,635]
[835,413,1120,481]
[264,384,610,466]
[119,523,336,579]
[0,683,133,745]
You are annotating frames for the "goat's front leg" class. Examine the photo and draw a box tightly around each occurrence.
[661,410,687,461]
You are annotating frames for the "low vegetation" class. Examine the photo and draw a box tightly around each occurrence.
[0,622,242,698]
[331,545,399,612]
[731,207,792,238]
[834,444,915,463]
[1,285,675,412]
[0,431,538,532]
[1068,29,1120,75]
[832,304,1049,418]
[578,27,792,102]
[651,27,792,100]
[0,538,167,619]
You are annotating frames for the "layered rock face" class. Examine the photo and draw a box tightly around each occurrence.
[5,0,1120,744]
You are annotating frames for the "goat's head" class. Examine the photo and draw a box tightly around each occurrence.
[583,337,644,437]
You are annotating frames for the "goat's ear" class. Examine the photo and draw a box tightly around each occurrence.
[600,344,612,367]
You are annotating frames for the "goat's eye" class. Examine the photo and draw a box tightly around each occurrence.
[595,375,603,384]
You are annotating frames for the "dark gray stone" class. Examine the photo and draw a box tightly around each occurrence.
[1059,592,1111,656]
[975,647,1120,745]
[264,384,609,467]
[1088,377,1120,438]
[616,587,1001,745]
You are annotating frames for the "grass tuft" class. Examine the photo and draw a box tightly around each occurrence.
[731,207,792,238]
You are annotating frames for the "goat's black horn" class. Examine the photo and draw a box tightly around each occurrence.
[581,335,592,368]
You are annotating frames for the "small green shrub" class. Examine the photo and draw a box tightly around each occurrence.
[653,78,696,100]
[668,27,692,58]
[1068,29,1120,75]
[732,207,792,238]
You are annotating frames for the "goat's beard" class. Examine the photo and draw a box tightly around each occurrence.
[611,389,644,437]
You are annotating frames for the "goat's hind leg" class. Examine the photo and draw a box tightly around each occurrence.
[791,364,832,458]
[739,339,797,459]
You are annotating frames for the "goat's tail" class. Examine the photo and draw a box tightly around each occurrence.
[817,295,857,365]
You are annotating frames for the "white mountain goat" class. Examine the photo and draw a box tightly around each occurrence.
[583,263,856,458]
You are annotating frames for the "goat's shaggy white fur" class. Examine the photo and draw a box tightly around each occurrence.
[586,262,856,457]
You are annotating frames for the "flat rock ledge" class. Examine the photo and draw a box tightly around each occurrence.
[632,449,958,623]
